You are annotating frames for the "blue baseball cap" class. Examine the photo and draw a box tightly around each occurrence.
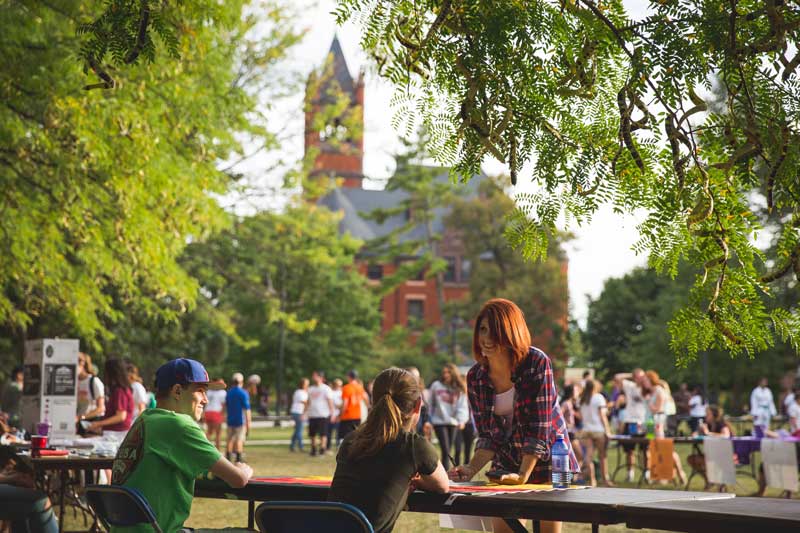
[155,358,225,391]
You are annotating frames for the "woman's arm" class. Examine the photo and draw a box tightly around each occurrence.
[414,462,449,493]
[450,447,494,481]
[600,407,612,436]
[87,409,126,431]
[82,396,106,420]
[517,352,554,459]
[651,389,665,413]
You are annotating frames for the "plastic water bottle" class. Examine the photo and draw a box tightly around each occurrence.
[551,434,572,488]
[645,416,655,440]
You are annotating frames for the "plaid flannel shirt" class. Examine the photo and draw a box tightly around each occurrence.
[467,346,579,484]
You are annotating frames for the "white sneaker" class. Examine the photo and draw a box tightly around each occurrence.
[626,470,635,482]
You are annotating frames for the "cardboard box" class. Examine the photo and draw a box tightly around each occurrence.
[20,339,79,438]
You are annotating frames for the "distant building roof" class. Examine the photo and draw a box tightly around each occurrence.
[318,170,483,253]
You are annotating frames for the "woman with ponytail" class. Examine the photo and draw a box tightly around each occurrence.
[329,367,449,532]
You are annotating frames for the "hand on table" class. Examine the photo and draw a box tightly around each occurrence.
[408,473,421,494]
[496,473,525,485]
[235,462,254,480]
[87,422,103,433]
[448,464,476,481]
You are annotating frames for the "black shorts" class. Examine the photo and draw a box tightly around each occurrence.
[338,419,360,441]
[621,424,649,453]
[308,417,329,437]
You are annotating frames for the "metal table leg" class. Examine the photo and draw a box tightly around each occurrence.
[504,518,530,533]
[59,469,66,533]
[248,500,254,529]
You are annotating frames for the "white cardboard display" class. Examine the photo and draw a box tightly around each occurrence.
[20,339,79,438]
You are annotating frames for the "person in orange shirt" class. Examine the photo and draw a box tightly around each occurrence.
[338,370,371,443]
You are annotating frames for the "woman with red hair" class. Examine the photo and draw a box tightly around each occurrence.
[450,298,578,533]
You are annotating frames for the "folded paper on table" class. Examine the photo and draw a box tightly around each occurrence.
[761,439,798,492]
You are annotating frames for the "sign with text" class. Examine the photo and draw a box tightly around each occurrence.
[20,339,79,438]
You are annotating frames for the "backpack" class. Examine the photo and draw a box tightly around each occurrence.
[88,375,97,399]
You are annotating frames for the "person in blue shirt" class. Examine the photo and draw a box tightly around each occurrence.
[225,372,251,463]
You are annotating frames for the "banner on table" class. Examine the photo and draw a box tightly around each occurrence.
[761,439,799,492]
[649,438,675,481]
[703,438,736,486]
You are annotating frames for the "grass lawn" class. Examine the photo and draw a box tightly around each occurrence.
[185,427,796,532]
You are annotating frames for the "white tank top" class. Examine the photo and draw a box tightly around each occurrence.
[495,387,515,416]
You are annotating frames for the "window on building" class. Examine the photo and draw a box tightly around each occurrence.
[367,264,383,280]
[407,299,425,327]
[443,256,457,282]
[460,258,472,282]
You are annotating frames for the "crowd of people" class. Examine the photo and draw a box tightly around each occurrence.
[2,295,800,533]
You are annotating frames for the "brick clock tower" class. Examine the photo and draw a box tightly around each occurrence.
[304,36,365,189]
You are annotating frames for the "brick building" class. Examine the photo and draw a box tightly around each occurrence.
[307,37,567,360]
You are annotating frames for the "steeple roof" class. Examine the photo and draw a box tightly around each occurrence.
[327,35,354,94]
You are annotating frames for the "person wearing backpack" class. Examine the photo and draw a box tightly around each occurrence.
[76,353,105,423]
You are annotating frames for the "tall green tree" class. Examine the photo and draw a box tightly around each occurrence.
[0,1,301,365]
[178,204,382,409]
[362,132,466,348]
[585,263,799,411]
[445,177,569,360]
[336,0,800,361]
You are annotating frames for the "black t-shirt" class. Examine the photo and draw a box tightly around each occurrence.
[329,430,439,533]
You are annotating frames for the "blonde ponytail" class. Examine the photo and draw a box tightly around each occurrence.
[347,368,419,459]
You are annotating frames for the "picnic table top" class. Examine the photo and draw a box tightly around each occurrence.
[28,454,115,470]
[194,478,735,526]
[624,496,800,533]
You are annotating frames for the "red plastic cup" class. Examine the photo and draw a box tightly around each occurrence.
[31,435,48,457]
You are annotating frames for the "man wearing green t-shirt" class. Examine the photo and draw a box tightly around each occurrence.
[111,358,253,533]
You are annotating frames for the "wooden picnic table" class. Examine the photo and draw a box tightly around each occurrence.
[194,478,735,533]
[624,495,800,533]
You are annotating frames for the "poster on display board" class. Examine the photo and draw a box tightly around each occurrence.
[20,339,79,438]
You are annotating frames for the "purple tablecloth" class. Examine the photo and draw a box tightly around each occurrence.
[732,436,800,465]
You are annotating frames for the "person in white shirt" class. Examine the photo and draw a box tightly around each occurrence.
[305,371,334,456]
[289,378,309,452]
[783,389,796,416]
[578,379,612,487]
[787,387,800,434]
[76,353,105,424]
[750,377,777,430]
[126,363,149,420]
[614,369,649,482]
[688,386,706,433]
[327,378,343,450]
[428,363,469,470]
[204,379,227,449]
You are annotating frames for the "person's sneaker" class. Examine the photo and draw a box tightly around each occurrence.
[310,447,317,457]
[626,470,635,482]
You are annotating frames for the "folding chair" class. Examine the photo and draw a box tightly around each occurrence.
[85,485,162,533]
[254,501,373,533]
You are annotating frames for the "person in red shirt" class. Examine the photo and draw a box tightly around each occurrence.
[337,370,370,443]
[88,358,134,440]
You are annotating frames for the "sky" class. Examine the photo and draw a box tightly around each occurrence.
[237,1,651,326]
